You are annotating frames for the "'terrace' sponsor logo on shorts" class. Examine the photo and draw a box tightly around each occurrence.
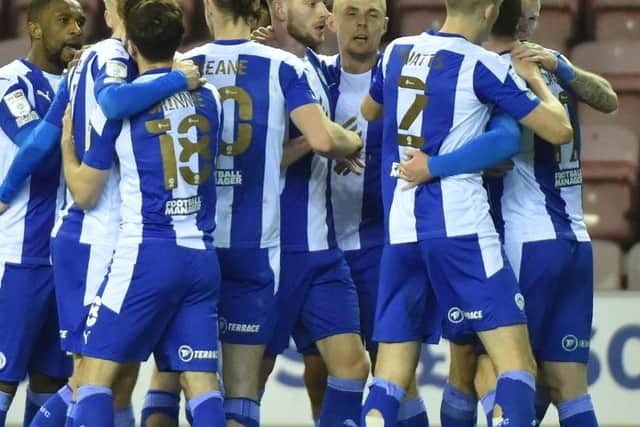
[219,317,261,334]
[178,345,218,363]
[562,334,590,352]
[447,307,483,323]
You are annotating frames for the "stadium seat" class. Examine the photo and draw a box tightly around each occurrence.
[573,41,640,137]
[592,239,623,290]
[625,242,640,290]
[591,0,640,41]
[532,0,580,53]
[583,181,636,243]
[394,0,446,35]
[581,125,639,183]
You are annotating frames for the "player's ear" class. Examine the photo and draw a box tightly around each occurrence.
[327,13,337,33]
[382,16,389,36]
[484,2,496,23]
[28,22,42,41]
[272,0,286,22]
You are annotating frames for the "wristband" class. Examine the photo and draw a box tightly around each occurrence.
[555,53,576,84]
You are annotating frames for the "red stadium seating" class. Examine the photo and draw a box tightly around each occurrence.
[592,239,623,290]
[625,242,640,290]
[531,0,580,53]
[591,0,640,41]
[581,125,639,243]
[395,0,446,35]
[573,41,640,137]
[581,125,638,183]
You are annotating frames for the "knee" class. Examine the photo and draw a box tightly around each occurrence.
[28,372,67,393]
[179,371,218,400]
[259,357,276,388]
[541,364,588,404]
[473,358,497,398]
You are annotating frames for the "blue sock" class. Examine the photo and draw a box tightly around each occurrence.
[361,377,406,425]
[398,396,429,427]
[558,394,598,427]
[224,398,260,427]
[0,390,12,426]
[114,406,134,427]
[25,389,56,426]
[140,391,180,426]
[64,402,76,427]
[493,371,535,427]
[29,385,73,427]
[74,385,113,427]
[480,389,496,427]
[188,391,225,427]
[535,390,551,424]
[319,376,365,427]
[440,382,477,427]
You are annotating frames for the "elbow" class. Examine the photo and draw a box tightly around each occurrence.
[603,93,619,114]
[72,192,98,210]
[548,122,574,145]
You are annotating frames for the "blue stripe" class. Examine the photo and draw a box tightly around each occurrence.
[359,114,385,248]
[280,153,312,252]
[229,55,270,246]
[19,60,60,263]
[415,50,464,238]
[486,176,505,240]
[533,137,574,238]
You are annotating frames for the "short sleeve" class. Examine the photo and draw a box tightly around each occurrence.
[93,55,137,97]
[0,77,40,141]
[279,60,318,114]
[473,59,540,121]
[369,56,385,104]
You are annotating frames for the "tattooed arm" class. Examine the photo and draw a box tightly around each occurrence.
[512,41,619,114]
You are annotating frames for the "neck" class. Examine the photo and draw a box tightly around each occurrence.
[438,16,482,43]
[27,43,63,74]
[340,50,377,74]
[272,21,307,58]
[111,23,126,41]
[210,14,251,40]
[137,58,173,75]
[484,37,517,54]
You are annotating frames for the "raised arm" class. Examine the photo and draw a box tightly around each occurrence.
[512,42,618,114]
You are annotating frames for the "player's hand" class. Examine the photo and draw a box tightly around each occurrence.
[173,60,206,90]
[512,54,543,84]
[251,26,277,47]
[512,41,558,72]
[61,104,75,150]
[0,201,8,215]
[399,148,432,190]
[334,149,365,176]
[484,160,514,177]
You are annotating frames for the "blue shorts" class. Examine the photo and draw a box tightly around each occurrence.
[81,241,221,372]
[0,262,72,382]
[217,246,279,345]
[266,248,360,356]
[52,235,114,354]
[375,236,526,344]
[345,246,381,353]
[504,239,593,364]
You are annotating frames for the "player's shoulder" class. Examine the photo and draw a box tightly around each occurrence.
[0,60,29,97]
[472,46,513,80]
[94,38,131,66]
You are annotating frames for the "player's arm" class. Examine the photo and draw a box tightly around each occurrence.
[61,106,111,210]
[512,42,618,114]
[475,58,572,145]
[95,58,203,120]
[280,60,362,164]
[399,112,521,188]
[513,59,573,145]
[0,79,70,206]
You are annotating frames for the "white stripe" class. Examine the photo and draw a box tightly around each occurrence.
[478,234,504,278]
[84,244,114,306]
[115,123,143,245]
[101,243,139,314]
[503,240,524,281]
[0,262,5,290]
[268,246,281,294]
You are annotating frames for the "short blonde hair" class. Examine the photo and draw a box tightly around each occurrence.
[445,0,497,15]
